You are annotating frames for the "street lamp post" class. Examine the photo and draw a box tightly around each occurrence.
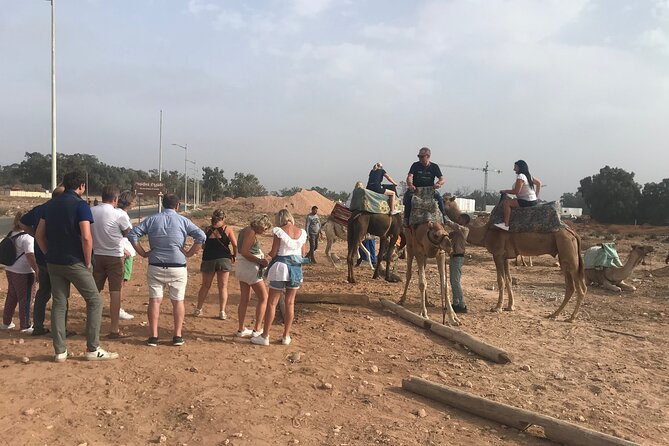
[47,0,57,191]
[172,143,188,211]
[187,159,196,209]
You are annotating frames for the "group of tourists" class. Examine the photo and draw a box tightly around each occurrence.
[1,149,542,362]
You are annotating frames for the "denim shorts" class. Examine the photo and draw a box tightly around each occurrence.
[269,279,301,291]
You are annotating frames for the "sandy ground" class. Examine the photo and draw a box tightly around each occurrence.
[1,199,668,446]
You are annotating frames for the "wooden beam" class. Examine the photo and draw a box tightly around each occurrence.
[380,298,510,364]
[297,293,369,306]
[402,376,638,446]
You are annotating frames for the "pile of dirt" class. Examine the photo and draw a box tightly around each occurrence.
[218,189,336,216]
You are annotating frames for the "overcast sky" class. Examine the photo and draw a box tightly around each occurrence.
[1,0,668,201]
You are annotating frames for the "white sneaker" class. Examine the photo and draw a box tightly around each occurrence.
[119,308,134,320]
[251,334,269,346]
[252,330,263,338]
[0,322,16,330]
[235,328,253,338]
[219,310,227,320]
[193,308,203,317]
[86,347,119,361]
[54,350,68,363]
[21,327,34,334]
[282,336,292,345]
[494,222,510,231]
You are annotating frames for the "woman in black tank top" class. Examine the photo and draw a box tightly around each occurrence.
[194,209,238,319]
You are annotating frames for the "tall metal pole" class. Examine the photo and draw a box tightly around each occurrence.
[158,110,163,212]
[49,0,57,191]
[172,143,188,211]
[483,161,489,209]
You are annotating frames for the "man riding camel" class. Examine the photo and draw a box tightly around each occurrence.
[403,147,448,226]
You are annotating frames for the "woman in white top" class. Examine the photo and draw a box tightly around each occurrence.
[1,212,39,332]
[494,160,542,231]
[251,209,307,346]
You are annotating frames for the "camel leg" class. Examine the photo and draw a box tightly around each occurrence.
[372,239,384,279]
[399,240,414,306]
[437,250,459,326]
[384,234,400,283]
[491,255,506,312]
[325,237,337,268]
[418,256,429,319]
[504,258,514,311]
[566,274,588,322]
[601,279,622,292]
[618,280,636,292]
[550,268,576,320]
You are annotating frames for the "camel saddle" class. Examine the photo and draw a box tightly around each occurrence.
[490,199,564,233]
[349,188,402,215]
[330,202,352,226]
[584,243,623,269]
[408,186,443,226]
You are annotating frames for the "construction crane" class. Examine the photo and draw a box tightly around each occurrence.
[437,161,502,209]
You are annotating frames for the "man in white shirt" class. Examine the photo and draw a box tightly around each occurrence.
[90,187,132,337]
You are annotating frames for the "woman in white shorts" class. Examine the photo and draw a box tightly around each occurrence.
[252,209,307,346]
[234,214,271,338]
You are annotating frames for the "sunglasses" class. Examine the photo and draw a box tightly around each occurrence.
[417,154,430,158]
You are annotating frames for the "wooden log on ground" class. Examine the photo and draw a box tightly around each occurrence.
[297,293,369,306]
[379,298,432,329]
[402,376,638,446]
[380,298,510,363]
[430,322,511,364]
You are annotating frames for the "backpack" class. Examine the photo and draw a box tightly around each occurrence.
[0,231,26,266]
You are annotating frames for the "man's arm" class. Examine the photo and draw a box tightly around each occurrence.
[79,220,93,267]
[128,223,149,258]
[434,175,445,189]
[35,218,48,255]
[406,173,415,191]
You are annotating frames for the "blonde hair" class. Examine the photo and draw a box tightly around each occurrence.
[275,209,294,226]
[373,162,383,170]
[354,181,364,189]
[13,211,24,230]
[249,214,272,232]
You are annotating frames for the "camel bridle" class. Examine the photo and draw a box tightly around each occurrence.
[427,228,447,248]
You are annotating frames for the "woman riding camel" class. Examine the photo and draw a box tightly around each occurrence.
[366,163,398,213]
[494,159,542,231]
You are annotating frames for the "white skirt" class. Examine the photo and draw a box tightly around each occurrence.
[235,255,264,285]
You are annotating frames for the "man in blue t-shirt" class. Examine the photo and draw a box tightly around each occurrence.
[19,185,64,336]
[35,171,119,362]
[403,147,447,225]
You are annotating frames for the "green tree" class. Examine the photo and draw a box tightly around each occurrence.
[310,186,348,202]
[578,166,641,224]
[201,167,228,201]
[228,172,267,198]
[637,179,669,225]
[278,186,301,197]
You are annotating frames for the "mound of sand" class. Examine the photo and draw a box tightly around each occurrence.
[218,189,336,216]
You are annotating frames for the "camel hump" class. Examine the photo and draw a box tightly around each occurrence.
[584,243,623,269]
[349,188,400,215]
[490,199,564,233]
[409,187,442,226]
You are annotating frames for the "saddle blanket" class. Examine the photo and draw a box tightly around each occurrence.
[584,243,623,269]
[349,188,402,215]
[408,186,443,226]
[330,202,352,226]
[490,199,564,233]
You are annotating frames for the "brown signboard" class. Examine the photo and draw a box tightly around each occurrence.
[134,181,165,196]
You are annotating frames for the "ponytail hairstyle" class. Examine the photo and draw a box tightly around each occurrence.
[514,160,535,190]
[211,209,226,226]
[373,162,383,171]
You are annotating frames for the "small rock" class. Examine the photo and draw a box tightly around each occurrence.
[186,414,194,421]
[232,432,243,438]
[104,409,113,415]
[188,367,199,373]
[21,356,30,364]
[554,372,566,380]
[196,337,203,342]
[417,408,427,418]
[437,370,448,379]
[520,365,531,372]
[288,352,302,363]
[464,381,473,388]
[333,426,342,433]
[18,338,25,344]
[78,443,88,446]
[319,382,333,390]
[291,440,299,444]
[370,365,379,373]
[158,434,167,443]
[22,408,36,416]
[577,415,585,422]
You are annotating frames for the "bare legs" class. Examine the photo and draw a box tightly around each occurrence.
[196,272,215,311]
[384,190,396,212]
[262,288,297,340]
[502,199,520,226]
[147,297,185,338]
[238,281,267,332]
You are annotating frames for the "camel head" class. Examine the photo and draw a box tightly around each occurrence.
[426,222,452,253]
[442,195,462,222]
[631,245,654,266]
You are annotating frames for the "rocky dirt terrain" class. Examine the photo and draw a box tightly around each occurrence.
[1,194,668,445]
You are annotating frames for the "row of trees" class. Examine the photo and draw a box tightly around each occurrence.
[0,152,349,203]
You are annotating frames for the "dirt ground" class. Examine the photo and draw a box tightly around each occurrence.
[1,198,668,446]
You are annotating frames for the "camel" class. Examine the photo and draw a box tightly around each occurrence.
[321,219,372,269]
[398,193,461,325]
[466,204,587,322]
[347,212,402,283]
[585,245,654,292]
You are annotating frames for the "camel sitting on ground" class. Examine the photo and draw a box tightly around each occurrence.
[585,245,654,292]
[466,202,587,322]
[398,192,460,325]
